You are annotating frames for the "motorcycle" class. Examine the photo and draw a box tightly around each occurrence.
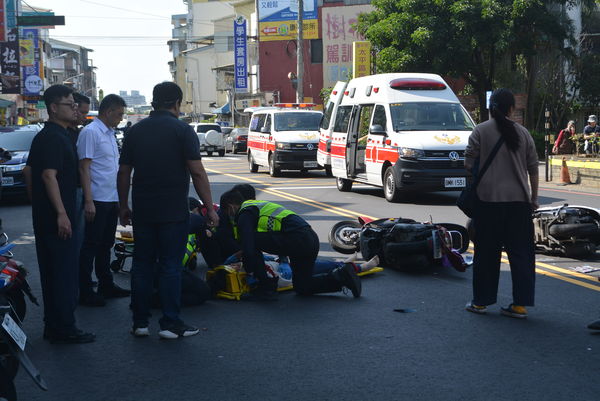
[0,226,48,401]
[328,216,470,271]
[533,204,600,258]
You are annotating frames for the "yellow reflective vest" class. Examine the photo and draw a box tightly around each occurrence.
[234,200,296,239]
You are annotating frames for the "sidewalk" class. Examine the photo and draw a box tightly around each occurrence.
[540,158,600,193]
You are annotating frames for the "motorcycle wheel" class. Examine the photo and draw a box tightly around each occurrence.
[0,357,18,401]
[328,221,362,254]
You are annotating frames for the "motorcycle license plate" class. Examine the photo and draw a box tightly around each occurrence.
[444,177,466,188]
[1,176,14,186]
[2,313,26,351]
[303,161,318,168]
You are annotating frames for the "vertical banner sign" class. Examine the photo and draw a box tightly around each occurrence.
[321,5,372,89]
[1,0,20,94]
[22,28,42,96]
[0,1,5,41]
[234,16,248,94]
[352,41,371,79]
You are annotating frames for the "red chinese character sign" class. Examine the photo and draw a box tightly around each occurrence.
[321,5,372,89]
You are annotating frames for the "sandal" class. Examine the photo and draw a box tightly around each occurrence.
[501,304,528,319]
[465,301,487,314]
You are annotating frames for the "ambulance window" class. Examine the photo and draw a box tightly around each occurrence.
[372,105,387,131]
[250,114,266,132]
[320,102,335,129]
[264,115,272,131]
[333,106,352,132]
[357,105,374,143]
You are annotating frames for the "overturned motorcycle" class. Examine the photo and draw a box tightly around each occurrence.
[0,228,48,401]
[533,204,600,258]
[328,216,470,271]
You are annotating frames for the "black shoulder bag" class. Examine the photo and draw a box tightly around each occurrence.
[457,137,504,218]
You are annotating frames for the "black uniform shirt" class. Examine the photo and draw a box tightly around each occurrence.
[27,121,79,234]
[236,205,309,274]
[119,110,201,223]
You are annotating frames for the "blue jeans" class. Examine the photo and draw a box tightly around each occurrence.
[131,219,188,328]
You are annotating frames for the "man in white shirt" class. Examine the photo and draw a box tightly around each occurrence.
[77,94,130,306]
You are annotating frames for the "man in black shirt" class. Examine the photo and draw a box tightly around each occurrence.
[118,82,218,339]
[26,85,95,344]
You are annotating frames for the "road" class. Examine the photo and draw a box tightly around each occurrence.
[4,153,599,401]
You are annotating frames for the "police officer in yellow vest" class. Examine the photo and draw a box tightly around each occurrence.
[220,189,361,300]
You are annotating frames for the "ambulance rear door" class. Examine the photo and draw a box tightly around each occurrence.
[329,104,355,179]
[318,81,348,171]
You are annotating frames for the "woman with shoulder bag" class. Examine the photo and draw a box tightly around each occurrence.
[463,89,539,319]
[552,121,575,155]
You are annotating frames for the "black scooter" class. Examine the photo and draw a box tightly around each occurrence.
[0,227,47,401]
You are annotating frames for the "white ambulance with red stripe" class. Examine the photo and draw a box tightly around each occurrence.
[325,73,475,202]
[246,104,323,177]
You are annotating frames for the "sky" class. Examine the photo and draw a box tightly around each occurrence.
[37,0,188,102]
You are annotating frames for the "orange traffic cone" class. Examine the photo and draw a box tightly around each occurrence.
[561,157,571,184]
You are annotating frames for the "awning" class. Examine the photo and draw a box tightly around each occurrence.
[211,103,230,114]
[0,99,14,108]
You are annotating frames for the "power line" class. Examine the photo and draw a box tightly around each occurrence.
[78,0,173,19]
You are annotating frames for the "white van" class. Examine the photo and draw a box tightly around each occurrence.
[318,81,347,176]
[326,73,475,202]
[246,105,323,176]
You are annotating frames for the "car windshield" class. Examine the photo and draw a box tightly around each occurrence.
[197,125,221,133]
[0,129,38,150]
[390,102,475,132]
[274,112,322,131]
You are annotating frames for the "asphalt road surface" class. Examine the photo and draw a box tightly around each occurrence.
[4,153,599,401]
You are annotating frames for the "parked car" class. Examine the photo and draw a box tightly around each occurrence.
[225,128,248,154]
[0,124,42,197]
[189,122,225,156]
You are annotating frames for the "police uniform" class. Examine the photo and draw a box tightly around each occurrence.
[235,200,347,295]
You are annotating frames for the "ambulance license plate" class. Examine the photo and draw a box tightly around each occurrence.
[444,177,466,188]
[1,176,13,186]
[303,161,318,168]
[2,313,26,351]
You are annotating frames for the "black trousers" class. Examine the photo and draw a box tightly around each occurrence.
[34,224,79,335]
[253,226,341,295]
[472,201,536,306]
[79,201,118,295]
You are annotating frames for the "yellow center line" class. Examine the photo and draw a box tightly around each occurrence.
[211,164,597,291]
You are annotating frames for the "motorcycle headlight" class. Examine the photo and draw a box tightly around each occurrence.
[398,148,425,159]
[276,142,292,150]
[3,163,25,172]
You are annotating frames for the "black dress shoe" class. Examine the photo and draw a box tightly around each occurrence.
[99,284,131,299]
[588,319,600,330]
[48,329,96,344]
[79,292,106,307]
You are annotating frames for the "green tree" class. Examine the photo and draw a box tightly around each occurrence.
[98,89,104,103]
[356,1,593,124]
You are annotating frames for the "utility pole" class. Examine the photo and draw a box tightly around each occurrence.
[296,0,304,103]
[545,108,550,182]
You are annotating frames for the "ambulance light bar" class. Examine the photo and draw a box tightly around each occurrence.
[274,103,316,108]
[390,78,446,90]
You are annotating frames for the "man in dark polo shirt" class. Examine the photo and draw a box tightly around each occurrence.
[26,84,95,344]
[117,82,218,339]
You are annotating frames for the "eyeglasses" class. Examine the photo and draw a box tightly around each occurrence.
[56,102,79,109]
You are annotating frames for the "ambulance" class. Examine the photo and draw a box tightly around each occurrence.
[246,104,323,177]
[318,81,347,176]
[325,73,475,202]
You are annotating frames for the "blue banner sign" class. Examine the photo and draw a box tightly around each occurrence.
[234,16,248,94]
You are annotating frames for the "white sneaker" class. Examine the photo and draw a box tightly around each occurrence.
[131,326,149,337]
[158,322,199,339]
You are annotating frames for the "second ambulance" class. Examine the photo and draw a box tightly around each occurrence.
[319,73,475,202]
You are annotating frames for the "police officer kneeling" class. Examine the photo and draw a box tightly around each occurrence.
[220,190,361,300]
